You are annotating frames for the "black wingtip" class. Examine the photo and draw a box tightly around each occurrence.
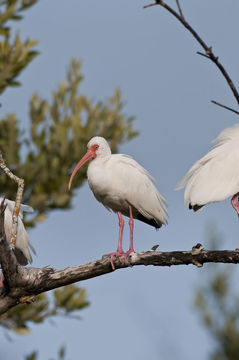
[189,203,204,212]
[136,213,161,229]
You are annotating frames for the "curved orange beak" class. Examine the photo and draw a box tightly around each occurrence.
[68,149,93,190]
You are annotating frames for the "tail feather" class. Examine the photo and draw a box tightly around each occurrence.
[136,213,162,229]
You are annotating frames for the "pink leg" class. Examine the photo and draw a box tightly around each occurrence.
[0,272,4,287]
[126,206,135,256]
[102,212,127,270]
[231,193,239,216]
[117,211,124,253]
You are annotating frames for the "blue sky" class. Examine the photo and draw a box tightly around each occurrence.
[1,0,239,359]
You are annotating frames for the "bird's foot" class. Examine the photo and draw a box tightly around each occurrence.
[102,251,129,270]
[125,249,135,257]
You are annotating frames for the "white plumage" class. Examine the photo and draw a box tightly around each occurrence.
[68,136,167,268]
[1,198,35,265]
[176,124,239,212]
[87,150,167,228]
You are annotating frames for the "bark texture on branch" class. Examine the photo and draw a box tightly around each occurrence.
[1,233,239,315]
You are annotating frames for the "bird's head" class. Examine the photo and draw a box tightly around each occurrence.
[68,136,111,190]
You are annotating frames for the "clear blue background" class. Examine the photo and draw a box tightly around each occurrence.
[1,0,239,358]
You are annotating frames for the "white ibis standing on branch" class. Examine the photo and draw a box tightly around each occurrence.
[176,124,239,215]
[68,136,168,269]
[0,198,35,286]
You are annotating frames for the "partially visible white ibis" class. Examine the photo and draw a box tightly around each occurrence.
[0,198,35,286]
[176,124,239,215]
[68,136,168,269]
[1,198,35,265]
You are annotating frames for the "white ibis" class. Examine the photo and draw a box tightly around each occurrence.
[68,136,168,269]
[176,124,239,215]
[0,198,35,286]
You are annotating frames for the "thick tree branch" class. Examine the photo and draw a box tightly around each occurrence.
[0,295,19,315]
[143,0,239,105]
[2,244,239,315]
[34,248,239,293]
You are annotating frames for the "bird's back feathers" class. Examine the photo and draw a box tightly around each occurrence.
[87,153,168,228]
[176,124,239,209]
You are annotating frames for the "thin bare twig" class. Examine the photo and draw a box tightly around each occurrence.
[143,2,157,9]
[0,153,24,246]
[144,0,239,105]
[211,100,239,115]
[175,0,184,19]
[197,51,210,59]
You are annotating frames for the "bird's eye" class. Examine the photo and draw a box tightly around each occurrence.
[95,145,99,150]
